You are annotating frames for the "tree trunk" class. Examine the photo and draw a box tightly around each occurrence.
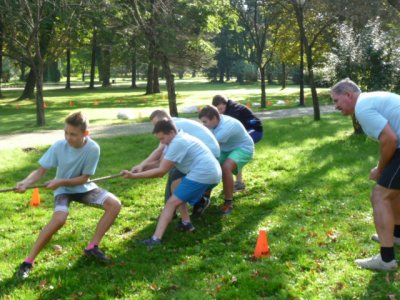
[20,64,26,81]
[351,114,364,134]
[89,28,97,89]
[131,49,137,88]
[260,65,267,108]
[65,48,71,89]
[146,63,154,94]
[33,61,45,126]
[18,70,36,100]
[101,47,111,87]
[153,66,160,93]
[281,63,286,89]
[162,55,178,117]
[0,19,3,98]
[306,45,320,121]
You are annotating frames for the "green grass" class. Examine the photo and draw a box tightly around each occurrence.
[0,114,399,299]
[0,78,332,135]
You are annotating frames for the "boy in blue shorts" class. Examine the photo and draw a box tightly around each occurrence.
[131,109,220,217]
[14,112,121,279]
[121,119,221,246]
[199,105,254,215]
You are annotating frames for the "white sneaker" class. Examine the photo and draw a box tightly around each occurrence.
[355,254,397,271]
[371,234,400,246]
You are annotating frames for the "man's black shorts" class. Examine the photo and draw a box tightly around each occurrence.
[378,149,400,189]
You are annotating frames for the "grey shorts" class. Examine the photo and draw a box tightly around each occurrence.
[54,188,112,213]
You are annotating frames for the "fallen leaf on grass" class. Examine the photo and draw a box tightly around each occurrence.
[38,279,47,289]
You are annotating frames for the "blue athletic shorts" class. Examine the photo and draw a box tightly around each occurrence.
[378,149,400,189]
[54,188,112,212]
[174,177,217,206]
[248,129,263,144]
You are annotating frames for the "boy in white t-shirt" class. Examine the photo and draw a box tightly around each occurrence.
[122,119,221,246]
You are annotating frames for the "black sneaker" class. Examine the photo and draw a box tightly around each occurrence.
[141,237,162,247]
[192,196,211,217]
[16,262,32,279]
[176,220,195,232]
[84,246,110,262]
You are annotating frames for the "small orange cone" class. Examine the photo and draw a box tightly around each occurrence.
[16,104,21,109]
[246,101,251,108]
[69,101,74,106]
[43,102,47,109]
[30,188,41,207]
[267,101,272,107]
[253,229,270,258]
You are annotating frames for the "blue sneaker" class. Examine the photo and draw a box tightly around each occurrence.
[176,220,195,232]
[141,237,162,247]
[84,246,110,262]
[16,262,32,279]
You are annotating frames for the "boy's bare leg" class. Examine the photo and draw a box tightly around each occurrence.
[222,159,237,200]
[26,211,68,260]
[90,195,121,245]
[153,196,182,239]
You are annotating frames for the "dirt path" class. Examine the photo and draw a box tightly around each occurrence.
[0,105,337,150]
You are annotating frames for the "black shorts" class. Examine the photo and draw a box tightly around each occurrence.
[378,149,400,189]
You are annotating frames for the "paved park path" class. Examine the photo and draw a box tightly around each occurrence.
[0,105,337,150]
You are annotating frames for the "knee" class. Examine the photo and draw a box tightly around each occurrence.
[104,197,122,214]
[52,213,68,228]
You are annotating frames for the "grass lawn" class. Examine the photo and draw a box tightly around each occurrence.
[0,78,332,135]
[0,113,399,299]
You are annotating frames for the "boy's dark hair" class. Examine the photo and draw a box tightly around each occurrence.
[152,119,177,135]
[65,111,88,132]
[212,95,228,106]
[198,105,220,121]
[149,109,171,121]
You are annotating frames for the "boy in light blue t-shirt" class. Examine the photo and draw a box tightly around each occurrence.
[122,119,221,246]
[199,105,254,215]
[14,112,121,279]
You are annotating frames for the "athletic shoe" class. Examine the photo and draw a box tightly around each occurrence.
[84,246,110,262]
[16,262,32,279]
[371,234,400,246]
[221,203,233,215]
[141,237,162,247]
[192,196,211,217]
[176,220,195,232]
[233,181,245,192]
[355,254,398,271]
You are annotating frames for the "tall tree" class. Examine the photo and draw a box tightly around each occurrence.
[0,17,3,98]
[230,0,284,108]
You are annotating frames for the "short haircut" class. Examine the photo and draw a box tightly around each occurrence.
[149,109,171,121]
[331,78,361,95]
[198,105,220,121]
[65,111,88,132]
[212,94,228,106]
[152,119,177,135]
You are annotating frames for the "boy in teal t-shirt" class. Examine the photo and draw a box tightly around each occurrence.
[14,112,121,279]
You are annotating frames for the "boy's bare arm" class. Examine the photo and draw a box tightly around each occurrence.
[16,167,48,192]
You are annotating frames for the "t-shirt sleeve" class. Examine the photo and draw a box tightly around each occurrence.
[356,102,388,140]
[164,139,188,164]
[39,144,58,169]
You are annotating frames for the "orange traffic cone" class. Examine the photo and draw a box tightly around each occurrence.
[30,188,41,207]
[16,104,21,109]
[267,101,272,107]
[253,229,270,258]
[246,101,251,108]
[69,101,74,106]
[43,102,47,109]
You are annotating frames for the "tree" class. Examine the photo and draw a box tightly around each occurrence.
[230,0,284,108]
[2,0,86,125]
[124,0,219,116]
[0,17,3,98]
